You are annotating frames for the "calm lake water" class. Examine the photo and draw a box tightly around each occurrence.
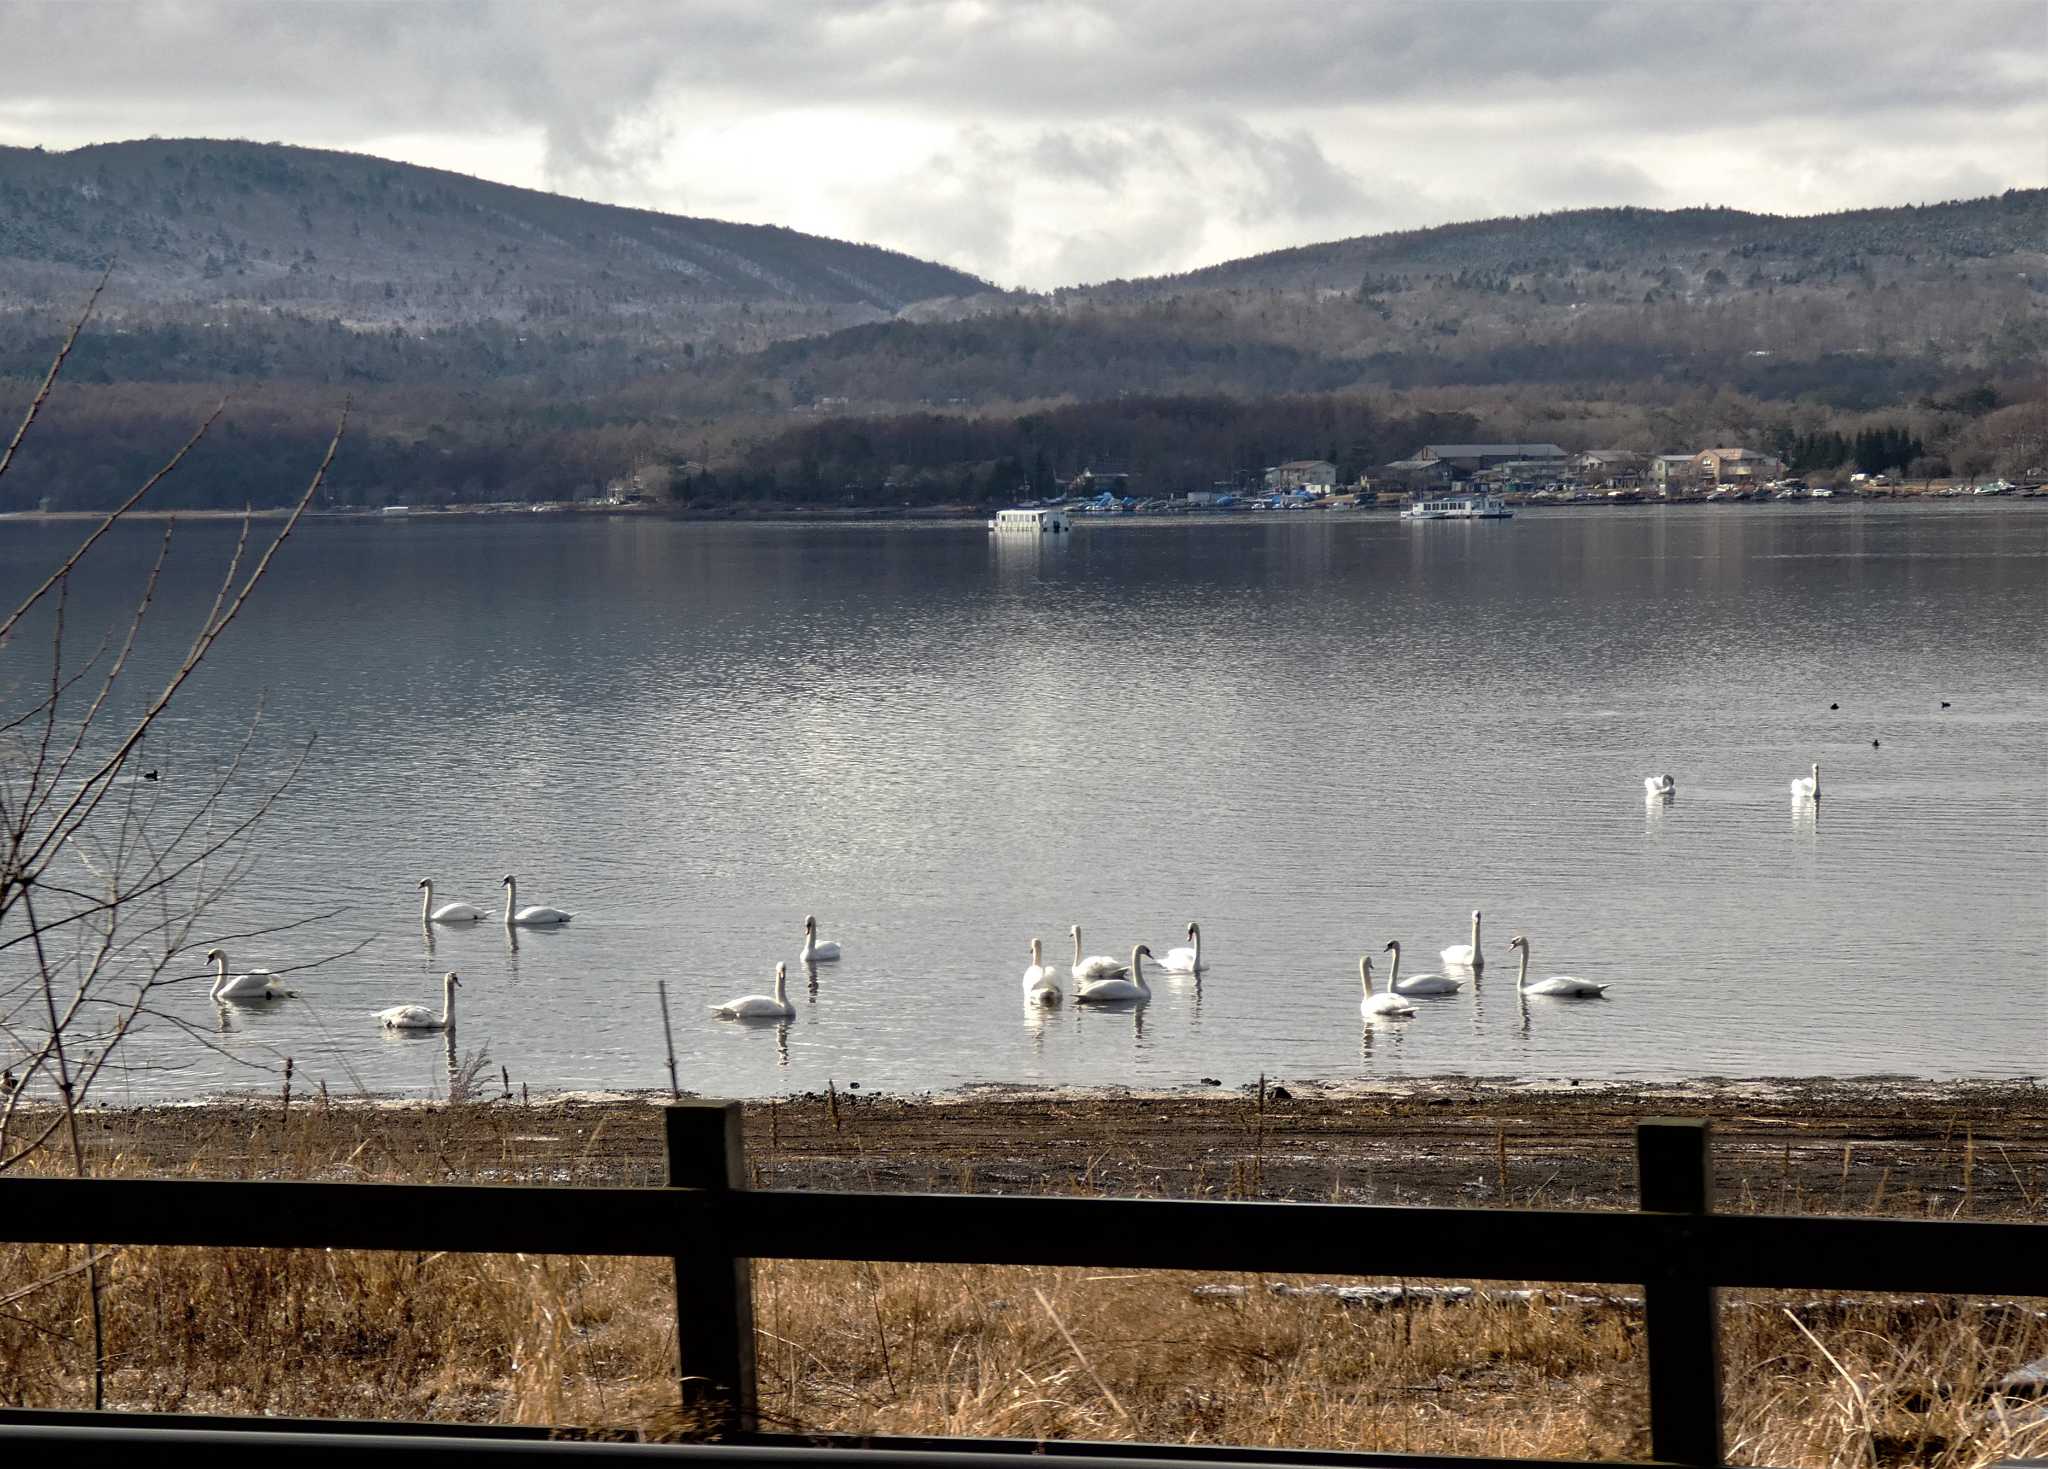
[4,505,2044,1101]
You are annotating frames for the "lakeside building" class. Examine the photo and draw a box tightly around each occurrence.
[1264,459,1338,491]
[1573,449,1646,485]
[1381,442,1569,492]
[1066,467,1130,496]
[1650,454,1698,490]
[1693,447,1786,485]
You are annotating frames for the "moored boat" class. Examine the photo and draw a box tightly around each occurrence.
[1401,493,1511,521]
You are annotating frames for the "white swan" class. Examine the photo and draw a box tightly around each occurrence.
[1383,940,1463,996]
[1022,937,1062,1006]
[1359,956,1416,1018]
[712,962,796,1019]
[800,915,841,964]
[419,878,487,924]
[1157,921,1204,975]
[1644,774,1676,799]
[207,947,291,1002]
[1074,944,1151,1003]
[1791,762,1821,801]
[1441,909,1484,970]
[1069,925,1129,983]
[379,971,460,1029]
[501,874,572,926]
[1508,936,1609,998]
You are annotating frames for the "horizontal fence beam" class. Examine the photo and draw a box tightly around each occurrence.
[0,1423,1656,1469]
[1,1175,2040,1296]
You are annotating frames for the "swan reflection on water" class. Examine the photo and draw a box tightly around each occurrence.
[1358,1013,1410,1063]
[1071,995,1146,1044]
[721,1012,792,1066]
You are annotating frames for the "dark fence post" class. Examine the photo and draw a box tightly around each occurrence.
[666,1102,757,1434]
[1637,1118,1723,1467]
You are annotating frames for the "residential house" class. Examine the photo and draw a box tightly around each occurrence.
[1573,449,1645,485]
[1378,455,1456,491]
[1693,448,1786,485]
[1264,459,1338,491]
[1650,455,1698,490]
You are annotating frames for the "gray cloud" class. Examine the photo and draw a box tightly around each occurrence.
[0,0,2041,285]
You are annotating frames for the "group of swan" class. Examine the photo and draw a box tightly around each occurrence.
[1022,921,1204,1007]
[1642,763,1822,802]
[369,875,566,1032]
[418,875,573,927]
[711,916,844,1021]
[1363,929,1607,1018]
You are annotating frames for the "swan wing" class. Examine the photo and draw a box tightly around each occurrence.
[1074,976,1142,1002]
[1073,957,1128,981]
[377,1004,436,1028]
[1531,976,1608,997]
[1157,946,1198,972]
[715,995,792,1018]
[1440,944,1476,968]
[430,902,487,922]
[513,905,573,925]
[1392,973,1462,996]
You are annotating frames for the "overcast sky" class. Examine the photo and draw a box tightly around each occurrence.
[2,1,2042,289]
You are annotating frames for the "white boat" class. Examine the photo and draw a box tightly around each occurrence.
[988,507,1071,534]
[1401,493,1511,521]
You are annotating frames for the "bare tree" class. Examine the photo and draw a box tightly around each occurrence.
[0,280,347,1406]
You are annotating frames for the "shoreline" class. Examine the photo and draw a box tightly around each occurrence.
[34,1073,2047,1215]
[5,492,2040,525]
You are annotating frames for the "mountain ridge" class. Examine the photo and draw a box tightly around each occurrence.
[0,138,995,347]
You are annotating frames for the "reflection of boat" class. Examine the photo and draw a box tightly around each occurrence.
[988,507,1071,533]
[1401,494,1510,521]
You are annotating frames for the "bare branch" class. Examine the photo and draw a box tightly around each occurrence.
[0,265,109,489]
[0,402,223,648]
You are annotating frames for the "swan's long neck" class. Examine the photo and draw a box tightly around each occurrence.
[209,953,227,1002]
[442,976,458,1026]
[1472,912,1482,952]
[1515,945,1529,990]
[1129,946,1148,993]
[1031,938,1042,967]
[1072,928,1083,965]
[1190,924,1200,965]
[503,877,517,922]
[421,883,433,924]
[1359,957,1372,997]
[774,965,789,1004]
[1385,944,1401,988]
[1812,763,1821,795]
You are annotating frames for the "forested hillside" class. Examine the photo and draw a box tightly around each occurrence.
[1,142,2040,510]
[0,139,994,371]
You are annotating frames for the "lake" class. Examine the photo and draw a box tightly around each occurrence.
[3,504,2044,1102]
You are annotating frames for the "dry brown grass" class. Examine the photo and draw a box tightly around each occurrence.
[0,1104,2042,1467]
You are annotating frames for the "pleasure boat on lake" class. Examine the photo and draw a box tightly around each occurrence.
[988,507,1072,533]
[1401,493,1512,521]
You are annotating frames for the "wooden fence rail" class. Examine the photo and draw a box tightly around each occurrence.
[1,1110,2041,1469]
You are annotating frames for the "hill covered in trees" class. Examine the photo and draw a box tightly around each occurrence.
[1,143,2041,510]
[0,138,995,375]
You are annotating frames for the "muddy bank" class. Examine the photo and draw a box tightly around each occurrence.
[42,1075,2046,1218]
